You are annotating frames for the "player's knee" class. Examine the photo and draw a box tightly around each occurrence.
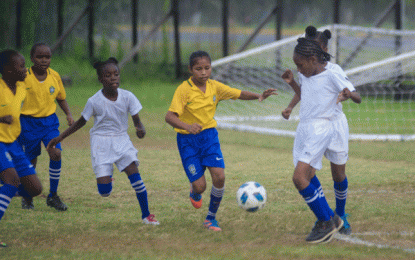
[30,185,43,197]
[192,182,206,194]
[49,148,61,161]
[97,183,112,197]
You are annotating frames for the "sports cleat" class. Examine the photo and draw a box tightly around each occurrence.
[47,194,68,211]
[21,198,34,209]
[203,219,222,231]
[339,214,352,235]
[305,218,336,243]
[142,214,160,225]
[189,190,202,209]
[0,242,6,248]
[321,214,344,243]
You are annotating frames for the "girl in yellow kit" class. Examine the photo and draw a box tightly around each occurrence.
[18,43,74,211]
[165,51,277,231]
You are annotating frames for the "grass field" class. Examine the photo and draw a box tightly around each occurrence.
[1,78,415,259]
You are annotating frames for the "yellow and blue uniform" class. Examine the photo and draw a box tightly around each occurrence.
[18,67,66,160]
[0,79,36,177]
[168,78,241,182]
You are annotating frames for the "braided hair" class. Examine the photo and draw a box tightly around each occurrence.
[0,49,20,75]
[294,37,331,63]
[93,57,119,77]
[305,25,332,49]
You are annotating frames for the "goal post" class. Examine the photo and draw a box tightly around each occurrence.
[211,24,415,141]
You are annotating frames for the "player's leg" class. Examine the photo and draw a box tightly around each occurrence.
[203,166,225,231]
[123,162,159,225]
[176,132,205,209]
[330,162,350,234]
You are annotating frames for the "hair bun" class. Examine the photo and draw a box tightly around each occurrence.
[93,61,104,69]
[323,29,332,39]
[305,26,317,37]
[108,57,119,64]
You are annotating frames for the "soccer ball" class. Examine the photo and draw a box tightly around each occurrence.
[236,181,267,212]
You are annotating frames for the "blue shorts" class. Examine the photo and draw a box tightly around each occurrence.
[0,141,36,178]
[18,114,62,161]
[177,128,225,183]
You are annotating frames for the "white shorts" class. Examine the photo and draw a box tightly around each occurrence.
[323,113,349,166]
[293,119,334,171]
[90,134,139,178]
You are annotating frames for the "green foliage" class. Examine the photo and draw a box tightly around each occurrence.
[97,35,112,61]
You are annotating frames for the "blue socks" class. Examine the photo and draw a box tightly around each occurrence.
[310,175,334,217]
[206,185,224,221]
[299,183,331,221]
[97,183,112,197]
[49,160,61,197]
[0,184,18,221]
[334,177,348,217]
[128,173,150,219]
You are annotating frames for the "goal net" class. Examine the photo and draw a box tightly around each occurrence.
[211,24,415,141]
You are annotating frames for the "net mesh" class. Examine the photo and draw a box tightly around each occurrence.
[211,24,415,141]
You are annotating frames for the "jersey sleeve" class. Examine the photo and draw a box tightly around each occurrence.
[330,71,355,93]
[329,64,356,92]
[81,98,94,121]
[215,81,241,101]
[168,85,187,116]
[128,91,142,116]
[52,70,67,100]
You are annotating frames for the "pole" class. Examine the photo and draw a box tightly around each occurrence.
[132,0,138,63]
[57,0,64,54]
[222,0,229,57]
[16,0,22,49]
[172,0,182,78]
[88,0,94,59]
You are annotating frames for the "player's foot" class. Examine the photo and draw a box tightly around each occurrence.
[142,214,160,225]
[0,242,6,248]
[190,189,202,209]
[47,194,68,211]
[321,214,344,243]
[203,219,222,231]
[21,198,34,209]
[305,218,336,243]
[338,214,351,235]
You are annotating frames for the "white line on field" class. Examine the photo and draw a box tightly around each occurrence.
[333,233,415,253]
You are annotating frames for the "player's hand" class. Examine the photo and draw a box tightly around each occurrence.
[67,115,74,126]
[135,126,146,139]
[46,137,61,151]
[337,88,352,103]
[0,115,13,125]
[282,69,294,85]
[187,123,202,135]
[259,89,278,102]
[282,107,292,120]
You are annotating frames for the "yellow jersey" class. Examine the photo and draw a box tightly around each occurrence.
[168,77,241,134]
[0,79,27,143]
[21,67,66,117]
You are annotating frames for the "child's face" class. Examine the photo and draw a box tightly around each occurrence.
[99,64,120,91]
[293,53,319,78]
[7,54,27,82]
[189,56,211,85]
[31,45,51,72]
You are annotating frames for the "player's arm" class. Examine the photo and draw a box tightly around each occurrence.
[56,99,74,126]
[282,69,301,97]
[282,93,301,120]
[337,89,362,104]
[46,116,87,150]
[165,111,202,135]
[0,115,13,124]
[132,113,146,139]
[238,89,277,101]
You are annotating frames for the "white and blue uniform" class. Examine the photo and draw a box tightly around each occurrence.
[293,68,354,170]
[81,88,142,178]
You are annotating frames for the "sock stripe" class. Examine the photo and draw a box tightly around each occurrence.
[0,200,9,207]
[304,192,319,204]
[131,180,143,187]
[49,168,61,173]
[0,194,12,203]
[0,206,6,213]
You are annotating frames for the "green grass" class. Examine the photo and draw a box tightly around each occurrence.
[1,79,415,259]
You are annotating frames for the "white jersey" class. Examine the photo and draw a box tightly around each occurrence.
[325,62,356,115]
[298,69,353,121]
[81,88,142,136]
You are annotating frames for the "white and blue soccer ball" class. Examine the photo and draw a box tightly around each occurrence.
[236,181,267,212]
